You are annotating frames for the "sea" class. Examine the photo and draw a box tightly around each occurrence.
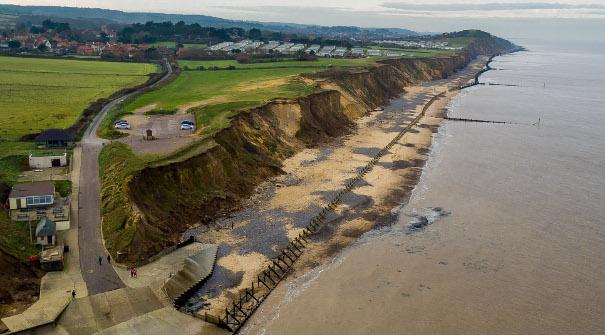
[242,34,605,334]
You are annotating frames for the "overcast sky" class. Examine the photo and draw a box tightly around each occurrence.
[2,0,605,41]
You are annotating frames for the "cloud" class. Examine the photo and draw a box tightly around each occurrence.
[381,2,605,12]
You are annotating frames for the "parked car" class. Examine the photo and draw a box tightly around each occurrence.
[180,120,195,130]
[114,121,131,129]
[114,119,128,125]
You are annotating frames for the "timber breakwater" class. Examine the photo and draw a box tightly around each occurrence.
[207,92,447,332]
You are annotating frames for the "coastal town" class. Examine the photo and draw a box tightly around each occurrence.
[0,19,461,61]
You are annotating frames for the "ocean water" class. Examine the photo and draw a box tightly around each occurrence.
[246,38,605,334]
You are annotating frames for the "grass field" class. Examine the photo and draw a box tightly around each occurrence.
[178,57,378,70]
[0,56,158,140]
[126,67,320,112]
[367,46,456,57]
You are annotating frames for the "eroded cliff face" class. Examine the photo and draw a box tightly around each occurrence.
[104,35,514,262]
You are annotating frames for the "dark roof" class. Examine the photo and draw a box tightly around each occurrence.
[9,182,55,198]
[34,129,74,142]
[36,217,56,237]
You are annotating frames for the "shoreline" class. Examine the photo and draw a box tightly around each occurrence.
[237,56,495,334]
[184,55,491,329]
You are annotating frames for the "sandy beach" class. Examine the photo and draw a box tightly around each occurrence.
[184,57,488,320]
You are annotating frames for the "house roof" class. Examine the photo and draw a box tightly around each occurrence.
[34,129,74,142]
[8,182,55,198]
[36,217,56,237]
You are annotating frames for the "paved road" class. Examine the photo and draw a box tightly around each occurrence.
[78,60,173,295]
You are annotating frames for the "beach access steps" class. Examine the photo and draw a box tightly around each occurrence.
[207,92,447,333]
[164,244,218,307]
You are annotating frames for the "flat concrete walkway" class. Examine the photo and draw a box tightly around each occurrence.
[55,287,165,334]
[95,307,227,335]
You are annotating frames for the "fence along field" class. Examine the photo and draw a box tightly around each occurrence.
[0,56,158,140]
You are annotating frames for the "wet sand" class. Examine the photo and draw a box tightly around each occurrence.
[184,57,489,318]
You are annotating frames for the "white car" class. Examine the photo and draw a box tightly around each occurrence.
[114,122,131,129]
[180,121,195,130]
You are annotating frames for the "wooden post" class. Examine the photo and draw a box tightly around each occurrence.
[263,270,277,285]
[258,275,271,290]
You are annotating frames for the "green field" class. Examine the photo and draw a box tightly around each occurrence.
[367,46,456,58]
[178,58,377,70]
[0,56,158,140]
[115,68,317,138]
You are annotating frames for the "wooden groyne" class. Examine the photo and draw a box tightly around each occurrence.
[459,54,498,89]
[444,116,510,124]
[204,92,447,333]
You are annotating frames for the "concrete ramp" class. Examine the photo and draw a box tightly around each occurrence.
[163,244,218,305]
[1,271,76,333]
[94,307,228,335]
[55,287,165,335]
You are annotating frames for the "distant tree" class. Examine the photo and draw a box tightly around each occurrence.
[42,19,54,30]
[296,50,317,61]
[37,43,48,52]
[15,22,28,33]
[30,26,45,34]
[55,22,71,33]
[41,19,70,33]
[8,40,21,49]
[144,47,161,60]
[176,42,184,49]
[99,32,110,43]
[248,28,262,40]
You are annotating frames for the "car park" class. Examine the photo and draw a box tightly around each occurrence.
[180,120,195,130]
[114,121,131,129]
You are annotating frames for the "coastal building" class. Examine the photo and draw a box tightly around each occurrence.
[7,182,55,210]
[275,43,294,54]
[34,129,75,148]
[350,48,365,57]
[208,42,233,51]
[35,217,57,247]
[29,152,68,169]
[367,49,382,57]
[259,41,280,52]
[333,47,348,57]
[306,44,321,54]
[317,46,335,57]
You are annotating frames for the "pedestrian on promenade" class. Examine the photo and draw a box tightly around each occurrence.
[98,256,102,265]
[130,266,135,278]
[107,255,111,264]
[133,267,138,278]
[71,290,76,299]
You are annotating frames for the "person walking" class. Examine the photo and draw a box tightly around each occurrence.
[107,255,111,264]
[133,267,138,278]
[130,266,135,278]
[98,256,102,265]
[71,289,76,300]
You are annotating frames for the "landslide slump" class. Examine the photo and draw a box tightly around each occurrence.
[102,91,354,262]
[102,33,515,263]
